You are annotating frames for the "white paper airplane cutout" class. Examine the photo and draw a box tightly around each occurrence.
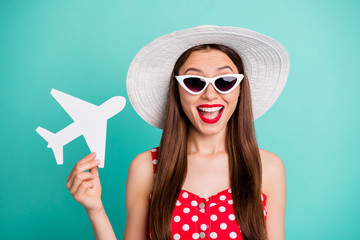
[36,89,126,168]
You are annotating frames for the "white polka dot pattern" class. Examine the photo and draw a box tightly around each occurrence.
[220,223,227,230]
[200,224,207,231]
[210,232,217,239]
[211,215,217,221]
[148,147,268,240]
[230,232,237,238]
[183,224,190,231]
[192,233,199,239]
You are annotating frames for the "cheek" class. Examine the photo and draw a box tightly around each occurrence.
[178,87,187,109]
[179,88,196,117]
[226,90,240,114]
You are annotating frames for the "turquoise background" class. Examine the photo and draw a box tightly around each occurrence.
[1,0,359,239]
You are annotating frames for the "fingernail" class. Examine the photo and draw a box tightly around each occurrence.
[96,160,100,165]
[91,152,96,157]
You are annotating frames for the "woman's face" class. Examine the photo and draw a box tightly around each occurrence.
[178,48,240,136]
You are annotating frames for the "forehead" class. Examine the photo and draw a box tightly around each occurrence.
[179,49,237,74]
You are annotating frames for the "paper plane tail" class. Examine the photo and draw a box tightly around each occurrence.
[36,126,64,165]
[36,127,55,145]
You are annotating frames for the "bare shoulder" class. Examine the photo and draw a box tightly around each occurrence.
[128,150,154,175]
[259,148,285,175]
[126,149,154,200]
[259,148,286,196]
[259,148,286,239]
[124,151,155,239]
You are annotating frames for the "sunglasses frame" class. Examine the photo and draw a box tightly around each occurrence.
[175,73,244,95]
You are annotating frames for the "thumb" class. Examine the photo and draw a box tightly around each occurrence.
[90,165,99,177]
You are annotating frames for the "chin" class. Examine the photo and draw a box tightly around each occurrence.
[192,121,228,136]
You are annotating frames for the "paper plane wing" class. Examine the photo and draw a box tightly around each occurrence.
[51,89,98,123]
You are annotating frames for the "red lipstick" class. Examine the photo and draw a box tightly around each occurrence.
[197,104,224,124]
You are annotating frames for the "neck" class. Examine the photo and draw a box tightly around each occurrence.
[187,125,227,155]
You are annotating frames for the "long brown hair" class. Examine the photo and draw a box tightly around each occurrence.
[149,44,267,240]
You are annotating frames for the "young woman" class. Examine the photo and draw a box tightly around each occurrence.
[66,25,289,240]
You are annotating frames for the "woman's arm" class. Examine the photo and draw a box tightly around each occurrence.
[66,153,116,240]
[261,150,287,240]
[87,208,117,240]
[123,150,154,240]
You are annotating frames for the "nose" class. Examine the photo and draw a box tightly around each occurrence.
[201,83,218,100]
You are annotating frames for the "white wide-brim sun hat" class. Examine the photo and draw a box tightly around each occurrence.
[127,25,290,129]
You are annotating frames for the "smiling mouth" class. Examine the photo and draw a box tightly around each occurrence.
[197,105,224,124]
[197,106,224,118]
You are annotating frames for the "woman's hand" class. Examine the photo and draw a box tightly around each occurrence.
[66,152,103,216]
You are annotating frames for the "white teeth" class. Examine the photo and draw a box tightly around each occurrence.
[198,106,223,112]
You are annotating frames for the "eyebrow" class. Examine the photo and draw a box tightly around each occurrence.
[184,68,201,74]
[184,65,233,74]
[217,65,234,72]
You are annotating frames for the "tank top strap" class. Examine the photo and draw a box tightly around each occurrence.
[150,147,159,176]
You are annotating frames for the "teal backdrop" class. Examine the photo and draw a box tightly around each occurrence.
[1,0,359,239]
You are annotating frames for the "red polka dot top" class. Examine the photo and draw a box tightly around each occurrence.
[149,147,267,240]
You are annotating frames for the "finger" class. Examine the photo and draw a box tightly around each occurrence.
[67,158,100,184]
[68,172,95,194]
[67,152,97,181]
[67,152,96,182]
[89,163,99,177]
[77,152,97,166]
[77,158,101,173]
[67,159,100,190]
[73,180,94,201]
[67,153,96,182]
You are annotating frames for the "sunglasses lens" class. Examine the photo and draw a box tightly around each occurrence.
[215,76,238,92]
[183,77,206,92]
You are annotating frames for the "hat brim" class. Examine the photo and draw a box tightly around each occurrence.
[127,25,290,129]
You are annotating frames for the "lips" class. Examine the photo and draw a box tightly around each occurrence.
[197,104,224,124]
